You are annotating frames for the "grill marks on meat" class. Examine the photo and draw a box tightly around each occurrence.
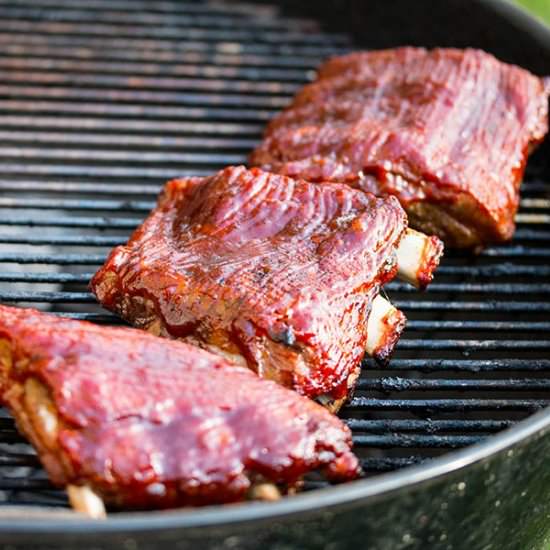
[91,166,407,403]
[0,305,359,510]
[250,47,550,248]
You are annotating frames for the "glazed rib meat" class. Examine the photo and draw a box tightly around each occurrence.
[0,304,359,513]
[91,166,422,409]
[250,47,550,248]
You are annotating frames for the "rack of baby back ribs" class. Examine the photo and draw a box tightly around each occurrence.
[0,45,548,517]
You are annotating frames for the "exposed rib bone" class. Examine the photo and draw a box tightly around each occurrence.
[366,295,406,364]
[317,298,405,411]
[23,378,107,519]
[23,378,60,454]
[67,485,107,519]
[396,229,443,289]
[315,365,361,413]
[248,482,281,501]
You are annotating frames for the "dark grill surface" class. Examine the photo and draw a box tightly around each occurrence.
[0,0,549,513]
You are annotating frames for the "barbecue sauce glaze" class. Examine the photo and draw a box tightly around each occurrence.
[250,48,550,248]
[92,166,407,402]
[0,305,360,509]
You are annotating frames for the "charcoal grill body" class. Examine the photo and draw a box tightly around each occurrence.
[0,1,549,548]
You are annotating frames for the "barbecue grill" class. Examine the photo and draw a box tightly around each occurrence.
[0,0,549,548]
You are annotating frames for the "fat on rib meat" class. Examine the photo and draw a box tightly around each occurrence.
[250,47,550,248]
[0,304,359,510]
[91,166,407,405]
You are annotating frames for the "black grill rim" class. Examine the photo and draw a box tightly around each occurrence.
[1,0,550,531]
[0,407,547,534]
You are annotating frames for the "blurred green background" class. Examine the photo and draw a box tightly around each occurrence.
[515,0,550,25]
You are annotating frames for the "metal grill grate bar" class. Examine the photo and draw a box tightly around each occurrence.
[0,10,324,34]
[0,57,312,82]
[346,398,550,411]
[0,3,324,29]
[352,434,485,448]
[406,321,550,331]
[0,18,349,47]
[0,198,155,211]
[360,457,424,472]
[0,132,259,150]
[0,166,217,178]
[0,181,163,194]
[0,116,265,134]
[0,45,322,69]
[0,0,316,19]
[0,32,346,59]
[356,378,550,391]
[0,75,299,99]
[0,0,316,17]
[0,148,247,165]
[0,235,129,246]
[362,359,550,372]
[0,479,54,491]
[0,89,290,110]
[346,419,513,432]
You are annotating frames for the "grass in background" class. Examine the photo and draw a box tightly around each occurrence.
[515,0,550,25]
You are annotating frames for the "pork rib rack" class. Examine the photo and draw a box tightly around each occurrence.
[250,47,550,249]
[0,304,359,516]
[92,166,442,410]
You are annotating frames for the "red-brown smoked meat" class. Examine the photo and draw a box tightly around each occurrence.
[0,304,359,510]
[91,166,407,402]
[250,47,550,248]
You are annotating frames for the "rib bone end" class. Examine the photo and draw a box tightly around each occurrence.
[396,229,444,290]
[67,485,107,519]
[19,378,107,519]
[366,296,406,365]
[248,483,281,501]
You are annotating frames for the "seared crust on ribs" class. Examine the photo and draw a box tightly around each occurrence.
[0,304,359,510]
[250,47,550,248]
[91,166,407,403]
